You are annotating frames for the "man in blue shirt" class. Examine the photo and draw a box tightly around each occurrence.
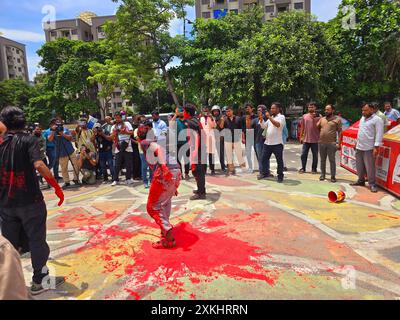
[43,119,60,181]
[384,102,400,123]
[151,111,168,142]
[48,119,80,189]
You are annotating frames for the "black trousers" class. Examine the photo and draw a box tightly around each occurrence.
[0,201,50,284]
[177,144,190,175]
[114,151,133,181]
[216,137,226,171]
[132,144,142,179]
[209,153,215,172]
[301,142,319,172]
[192,164,207,194]
[262,144,284,180]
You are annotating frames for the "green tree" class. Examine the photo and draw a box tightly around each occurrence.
[329,0,400,104]
[37,38,111,117]
[0,79,36,110]
[107,0,194,107]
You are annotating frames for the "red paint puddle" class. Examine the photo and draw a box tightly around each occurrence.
[121,222,276,299]
[56,211,119,229]
[205,219,227,228]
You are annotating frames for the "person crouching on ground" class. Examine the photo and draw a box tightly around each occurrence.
[137,124,181,249]
[77,145,97,185]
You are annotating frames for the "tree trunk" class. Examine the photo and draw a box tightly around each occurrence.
[161,66,180,108]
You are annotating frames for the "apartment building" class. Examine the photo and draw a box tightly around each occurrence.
[196,0,311,20]
[0,36,29,82]
[43,12,129,115]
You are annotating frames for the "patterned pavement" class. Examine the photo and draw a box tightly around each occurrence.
[22,144,400,300]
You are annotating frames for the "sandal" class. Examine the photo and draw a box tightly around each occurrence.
[152,239,177,249]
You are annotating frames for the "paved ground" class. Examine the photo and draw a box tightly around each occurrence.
[22,143,400,300]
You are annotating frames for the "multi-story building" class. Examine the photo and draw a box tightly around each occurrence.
[196,0,311,20]
[43,12,129,115]
[0,36,29,82]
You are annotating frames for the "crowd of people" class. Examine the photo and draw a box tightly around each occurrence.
[0,100,398,298]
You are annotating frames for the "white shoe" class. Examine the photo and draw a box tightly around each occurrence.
[111,181,118,186]
[126,179,134,185]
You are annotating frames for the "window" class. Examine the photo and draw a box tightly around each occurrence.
[17,58,21,63]
[230,9,239,14]
[18,67,22,72]
[265,5,274,13]
[71,29,78,35]
[201,0,210,5]
[294,2,304,10]
[202,11,211,19]
[50,31,57,37]
[216,0,224,4]
[16,49,20,54]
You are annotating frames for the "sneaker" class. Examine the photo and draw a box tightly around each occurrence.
[210,171,216,176]
[298,169,306,174]
[62,183,71,190]
[320,175,326,181]
[311,171,318,175]
[246,169,254,174]
[111,181,119,187]
[30,276,65,296]
[190,193,206,201]
[331,177,337,183]
[370,185,378,193]
[193,190,199,194]
[257,174,268,180]
[73,180,81,186]
[126,179,134,185]
[350,181,365,187]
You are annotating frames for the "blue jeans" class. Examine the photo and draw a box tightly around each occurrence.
[255,141,265,173]
[262,144,284,180]
[99,151,115,180]
[46,147,59,179]
[140,153,152,185]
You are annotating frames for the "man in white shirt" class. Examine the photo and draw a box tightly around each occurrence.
[110,111,134,186]
[351,103,384,193]
[257,102,286,183]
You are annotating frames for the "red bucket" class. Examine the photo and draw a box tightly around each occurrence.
[328,190,346,203]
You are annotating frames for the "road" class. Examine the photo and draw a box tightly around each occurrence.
[22,142,400,300]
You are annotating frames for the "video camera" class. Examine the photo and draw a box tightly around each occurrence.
[53,122,64,135]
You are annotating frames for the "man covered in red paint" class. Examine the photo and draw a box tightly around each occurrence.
[137,122,182,249]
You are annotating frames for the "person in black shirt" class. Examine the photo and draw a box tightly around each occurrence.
[219,106,246,176]
[254,105,268,176]
[0,106,65,296]
[184,103,207,200]
[92,123,114,183]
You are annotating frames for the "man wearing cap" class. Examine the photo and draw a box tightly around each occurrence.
[75,117,95,153]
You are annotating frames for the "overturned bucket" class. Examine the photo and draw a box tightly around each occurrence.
[328,190,346,203]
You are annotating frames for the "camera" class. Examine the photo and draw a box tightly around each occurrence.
[55,123,64,134]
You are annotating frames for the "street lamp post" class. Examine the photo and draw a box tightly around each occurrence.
[182,16,193,108]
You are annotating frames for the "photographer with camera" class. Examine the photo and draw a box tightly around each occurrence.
[110,111,134,186]
[48,119,80,189]
[76,145,97,185]
[92,123,114,183]
[75,117,95,153]
[43,119,60,182]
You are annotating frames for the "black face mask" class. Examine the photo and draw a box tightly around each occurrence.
[34,132,41,137]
